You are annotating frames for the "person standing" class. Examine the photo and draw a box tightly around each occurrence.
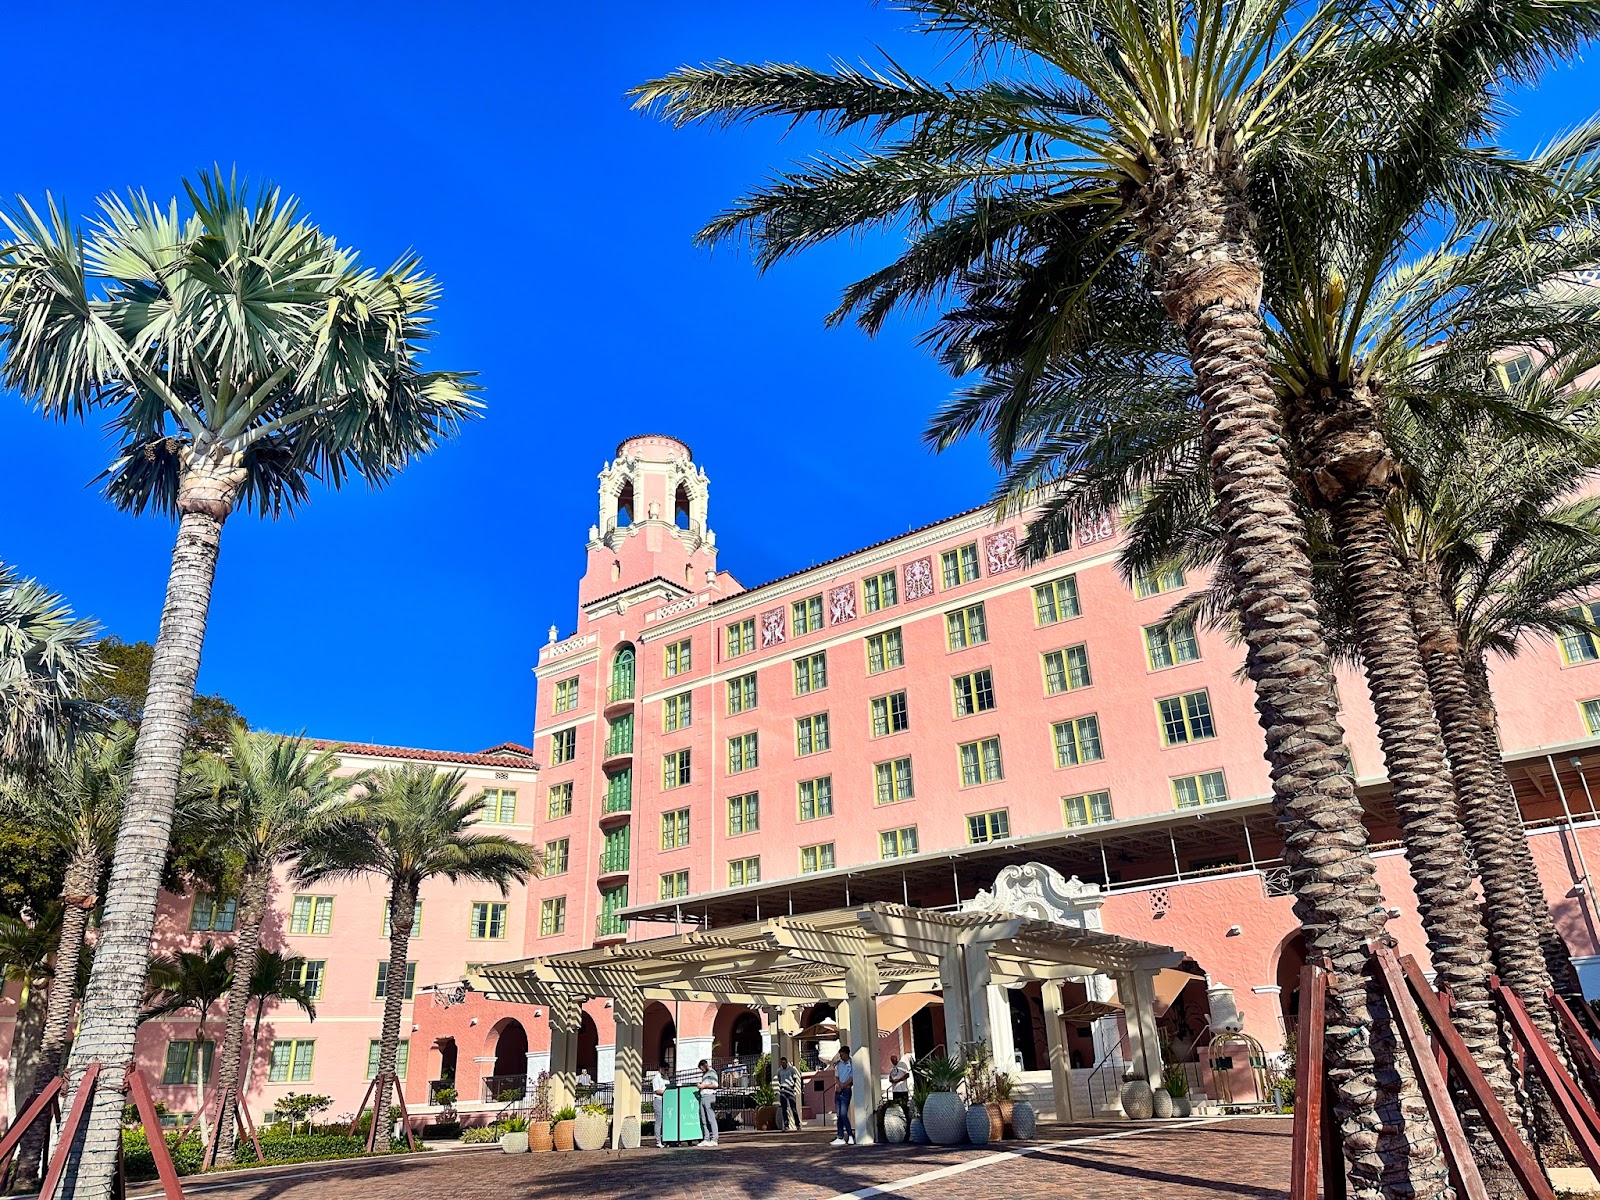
[830,1046,854,1146]
[650,1068,668,1148]
[696,1058,720,1147]
[887,1053,911,1115]
[776,1056,802,1131]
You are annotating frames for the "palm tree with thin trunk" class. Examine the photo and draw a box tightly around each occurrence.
[0,727,135,1186]
[0,170,479,1200]
[141,942,235,1148]
[182,729,357,1164]
[0,905,60,1124]
[242,950,318,1095]
[297,766,535,1150]
[0,563,103,773]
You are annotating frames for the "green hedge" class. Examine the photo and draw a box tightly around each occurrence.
[121,1130,204,1181]
[120,1129,411,1183]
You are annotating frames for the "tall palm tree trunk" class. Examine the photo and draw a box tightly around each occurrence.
[62,451,242,1200]
[15,859,100,1188]
[1149,159,1447,1200]
[211,871,270,1164]
[372,880,416,1152]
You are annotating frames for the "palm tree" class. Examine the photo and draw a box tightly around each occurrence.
[0,727,134,1185]
[298,766,535,1150]
[242,950,318,1095]
[0,170,479,1199]
[0,905,60,1121]
[0,563,103,774]
[182,730,357,1164]
[141,943,235,1147]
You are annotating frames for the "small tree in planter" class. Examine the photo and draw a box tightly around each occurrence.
[914,1054,967,1145]
[752,1082,779,1131]
[528,1072,554,1151]
[433,1087,458,1122]
[1162,1062,1192,1117]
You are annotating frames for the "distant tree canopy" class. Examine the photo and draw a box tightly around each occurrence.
[87,637,244,749]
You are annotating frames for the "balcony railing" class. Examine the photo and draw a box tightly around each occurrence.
[482,1074,527,1104]
[596,911,627,938]
[605,730,634,757]
[599,846,630,874]
[604,786,632,814]
[608,678,635,703]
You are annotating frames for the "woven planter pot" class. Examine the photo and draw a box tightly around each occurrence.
[882,1105,909,1144]
[553,1119,576,1151]
[1119,1079,1154,1121]
[965,1104,992,1147]
[1152,1087,1174,1119]
[909,1113,929,1144]
[531,1123,553,1152]
[1010,1100,1037,1140]
[997,1100,1016,1139]
[618,1115,641,1149]
[574,1111,610,1151]
[499,1132,529,1154]
[1171,1096,1192,1118]
[922,1092,966,1145]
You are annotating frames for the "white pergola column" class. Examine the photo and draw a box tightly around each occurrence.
[937,947,972,1051]
[985,984,1016,1073]
[844,955,881,1145]
[1115,971,1163,1083]
[1086,973,1122,1064]
[548,994,581,1112]
[1041,980,1073,1122]
[612,990,645,1148]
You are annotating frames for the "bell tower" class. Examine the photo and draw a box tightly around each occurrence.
[577,435,723,614]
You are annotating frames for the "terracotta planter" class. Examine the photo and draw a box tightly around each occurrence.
[983,1103,1004,1142]
[965,1103,992,1147]
[754,1105,778,1132]
[997,1100,1016,1138]
[530,1123,554,1152]
[553,1119,576,1151]
[921,1092,966,1145]
[1010,1100,1037,1139]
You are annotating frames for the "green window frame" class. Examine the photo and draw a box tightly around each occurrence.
[162,1039,216,1085]
[550,728,576,765]
[1583,698,1600,735]
[727,791,760,835]
[880,827,919,859]
[1172,770,1230,809]
[864,570,898,613]
[798,776,834,821]
[728,856,760,888]
[544,838,570,875]
[381,899,422,938]
[1052,716,1104,767]
[792,595,824,635]
[726,619,755,659]
[1064,791,1114,827]
[967,809,1010,844]
[606,713,634,757]
[728,671,758,714]
[189,894,237,932]
[1043,645,1092,695]
[289,895,334,936]
[871,691,909,737]
[604,767,631,813]
[553,677,579,714]
[1560,603,1600,664]
[1158,690,1216,745]
[941,543,980,588]
[374,961,417,1001]
[796,713,831,756]
[267,1039,314,1084]
[547,781,574,820]
[946,603,988,650]
[663,691,692,732]
[1144,619,1201,669]
[959,737,1004,786]
[1034,576,1081,625]
[480,787,517,824]
[540,896,566,936]
[661,807,690,849]
[801,843,836,874]
[663,748,691,789]
[794,651,828,695]
[727,732,758,774]
[610,645,636,702]
[469,901,508,940]
[952,669,995,717]
[866,629,905,674]
[659,870,690,900]
[665,638,693,677]
[1133,567,1187,598]
[600,825,631,873]
[366,1041,410,1081]
[874,758,914,804]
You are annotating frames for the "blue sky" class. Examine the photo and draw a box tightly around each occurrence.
[0,3,1592,752]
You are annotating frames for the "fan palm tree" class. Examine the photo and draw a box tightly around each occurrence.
[0,563,103,775]
[0,727,134,1186]
[0,905,60,1122]
[0,169,479,1198]
[242,950,318,1095]
[182,730,357,1164]
[140,942,235,1147]
[297,766,535,1150]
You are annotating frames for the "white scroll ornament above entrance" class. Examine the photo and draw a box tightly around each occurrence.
[960,862,1105,932]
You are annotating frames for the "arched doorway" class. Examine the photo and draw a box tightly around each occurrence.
[577,1011,600,1078]
[1007,986,1046,1072]
[488,1018,528,1102]
[643,1001,676,1074]
[1275,932,1309,1036]
[729,1012,763,1060]
[430,1037,458,1101]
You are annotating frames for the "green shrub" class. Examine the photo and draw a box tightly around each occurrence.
[553,1106,577,1122]
[234,1132,371,1165]
[499,1116,531,1133]
[121,1129,204,1181]
[460,1125,504,1144]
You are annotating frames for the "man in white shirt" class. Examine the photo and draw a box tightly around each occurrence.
[576,1067,594,1091]
[696,1058,720,1147]
[650,1068,668,1148]
[830,1046,855,1146]
[887,1053,912,1114]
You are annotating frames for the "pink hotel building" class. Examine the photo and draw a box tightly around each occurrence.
[9,430,1600,1128]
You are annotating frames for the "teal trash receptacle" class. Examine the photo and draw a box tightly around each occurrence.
[662,1085,704,1144]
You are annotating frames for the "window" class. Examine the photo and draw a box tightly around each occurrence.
[1034,576,1081,625]
[268,1039,315,1084]
[794,651,828,695]
[665,638,693,677]
[660,870,690,900]
[162,1040,215,1085]
[1145,619,1201,669]
[661,807,691,849]
[366,1041,410,1081]
[544,838,570,875]
[610,645,636,701]
[289,895,334,936]
[726,618,755,658]
[792,595,824,635]
[551,728,576,765]
[663,691,692,732]
[867,629,905,673]
[469,902,508,940]
[547,781,574,820]
[871,691,909,737]
[539,896,566,937]
[553,677,579,714]
[374,961,417,1001]
[1134,567,1187,598]
[946,603,988,650]
[1173,770,1230,809]
[728,672,758,714]
[481,787,517,824]
[1158,690,1216,745]
[796,714,831,756]
[189,894,237,933]
[875,758,914,804]
[864,570,898,612]
[293,959,326,1001]
[727,732,758,774]
[952,669,996,716]
[605,768,631,812]
[1560,603,1600,664]
[1043,645,1092,695]
[1583,698,1600,735]
[798,776,834,821]
[728,856,760,887]
[1497,351,1535,390]
[941,543,980,588]
[801,843,836,874]
[663,748,691,789]
[1064,790,1114,827]
[606,713,634,757]
[381,899,422,938]
[967,810,1010,844]
[880,827,919,859]
[727,792,759,835]
[1052,716,1104,766]
[959,737,1004,786]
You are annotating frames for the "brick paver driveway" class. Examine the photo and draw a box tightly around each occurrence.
[150,1117,1292,1200]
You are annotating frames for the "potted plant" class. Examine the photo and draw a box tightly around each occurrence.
[1119,1069,1155,1120]
[752,1082,779,1131]
[913,1054,967,1145]
[880,1099,909,1144]
[1163,1062,1192,1118]
[909,1084,931,1144]
[433,1085,458,1121]
[574,1101,610,1150]
[499,1115,531,1154]
[552,1105,578,1151]
[991,1070,1016,1138]
[528,1072,554,1151]
[964,1046,1002,1143]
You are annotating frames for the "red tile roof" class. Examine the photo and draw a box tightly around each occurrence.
[310,740,538,770]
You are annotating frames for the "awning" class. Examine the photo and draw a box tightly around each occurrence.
[796,1021,840,1041]
[1060,1000,1123,1022]
[1153,968,1206,1015]
[875,992,938,1037]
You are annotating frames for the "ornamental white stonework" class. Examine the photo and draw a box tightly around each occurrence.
[1080,512,1116,546]
[903,556,935,601]
[760,606,786,647]
[984,529,1020,575]
[828,582,857,625]
[961,862,1104,931]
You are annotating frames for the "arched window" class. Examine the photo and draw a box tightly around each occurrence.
[617,481,634,528]
[611,645,636,702]
[674,482,692,530]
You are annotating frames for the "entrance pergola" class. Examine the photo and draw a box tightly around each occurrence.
[471,898,1180,1145]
